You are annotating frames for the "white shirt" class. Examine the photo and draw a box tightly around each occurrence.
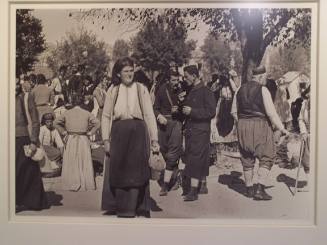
[114,83,142,120]
[39,125,64,148]
[50,77,62,93]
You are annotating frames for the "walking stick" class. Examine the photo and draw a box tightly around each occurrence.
[293,138,305,196]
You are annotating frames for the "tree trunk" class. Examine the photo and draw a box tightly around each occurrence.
[237,9,266,83]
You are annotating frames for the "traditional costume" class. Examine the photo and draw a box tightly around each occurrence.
[54,106,100,191]
[101,82,158,217]
[153,82,183,195]
[232,66,287,200]
[183,82,216,193]
[16,92,48,211]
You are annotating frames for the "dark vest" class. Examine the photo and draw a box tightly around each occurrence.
[237,81,266,119]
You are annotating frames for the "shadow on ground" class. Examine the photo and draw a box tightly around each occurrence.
[276,173,306,195]
[218,171,247,197]
[46,191,63,206]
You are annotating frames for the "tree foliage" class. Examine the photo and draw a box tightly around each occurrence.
[201,34,242,76]
[130,17,196,74]
[267,44,310,79]
[46,28,110,78]
[112,39,130,62]
[16,9,46,77]
[72,7,311,82]
[197,8,311,81]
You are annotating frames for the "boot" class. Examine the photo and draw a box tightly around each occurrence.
[244,186,254,198]
[183,187,198,201]
[159,182,169,196]
[253,184,272,201]
[170,169,181,191]
[198,181,208,194]
[181,173,191,196]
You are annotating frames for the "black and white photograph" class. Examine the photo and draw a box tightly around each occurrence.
[13,3,316,222]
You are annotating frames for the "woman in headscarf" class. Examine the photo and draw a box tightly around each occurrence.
[54,93,100,191]
[101,57,159,218]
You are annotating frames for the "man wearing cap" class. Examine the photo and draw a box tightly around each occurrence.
[182,65,216,201]
[231,66,289,200]
[153,70,183,196]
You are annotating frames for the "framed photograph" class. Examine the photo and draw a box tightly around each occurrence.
[1,0,326,244]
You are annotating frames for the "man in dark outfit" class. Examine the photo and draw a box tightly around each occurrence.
[232,66,289,200]
[153,70,183,196]
[182,65,216,201]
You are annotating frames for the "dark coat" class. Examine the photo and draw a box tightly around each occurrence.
[183,82,216,179]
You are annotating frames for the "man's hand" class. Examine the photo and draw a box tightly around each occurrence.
[178,91,186,102]
[182,106,192,115]
[157,114,168,125]
[171,106,179,114]
[151,140,160,153]
[274,130,282,144]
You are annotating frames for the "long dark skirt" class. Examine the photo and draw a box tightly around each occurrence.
[183,127,211,180]
[16,136,48,211]
[101,119,151,217]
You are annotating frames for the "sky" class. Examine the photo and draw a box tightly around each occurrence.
[32,9,209,49]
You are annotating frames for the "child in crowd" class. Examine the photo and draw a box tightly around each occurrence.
[39,113,64,177]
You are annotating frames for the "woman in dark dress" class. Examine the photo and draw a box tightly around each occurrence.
[101,57,159,218]
[15,81,48,212]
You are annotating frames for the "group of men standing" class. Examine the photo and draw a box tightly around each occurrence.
[154,64,289,202]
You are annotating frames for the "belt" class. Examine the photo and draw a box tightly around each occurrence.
[36,103,49,106]
[67,132,87,135]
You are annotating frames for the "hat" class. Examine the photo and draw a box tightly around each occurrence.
[252,66,266,75]
[42,113,54,121]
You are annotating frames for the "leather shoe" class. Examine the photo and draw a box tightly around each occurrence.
[184,187,198,201]
[245,186,254,198]
[159,183,168,196]
[253,184,272,200]
[198,181,208,194]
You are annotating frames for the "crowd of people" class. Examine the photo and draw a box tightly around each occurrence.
[15,56,311,217]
